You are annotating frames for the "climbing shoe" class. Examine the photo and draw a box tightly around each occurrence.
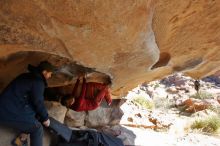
[11,136,28,146]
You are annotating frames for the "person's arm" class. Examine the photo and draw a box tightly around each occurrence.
[70,77,87,110]
[80,77,87,98]
[104,87,112,105]
[92,84,112,105]
[31,80,49,125]
[71,77,80,96]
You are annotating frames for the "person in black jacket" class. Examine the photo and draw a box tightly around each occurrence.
[0,61,56,146]
[194,79,200,93]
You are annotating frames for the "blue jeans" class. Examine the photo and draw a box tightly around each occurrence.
[0,120,43,146]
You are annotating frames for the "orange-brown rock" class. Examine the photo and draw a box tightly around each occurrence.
[185,102,209,113]
[177,98,209,113]
[217,96,220,104]
[1,0,220,97]
[153,0,220,79]
[182,98,194,107]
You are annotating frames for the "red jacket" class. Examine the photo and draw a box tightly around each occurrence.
[70,78,112,111]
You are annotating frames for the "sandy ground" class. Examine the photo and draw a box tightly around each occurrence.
[118,125,220,146]
[117,74,220,146]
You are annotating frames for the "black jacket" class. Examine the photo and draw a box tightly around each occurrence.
[0,65,48,124]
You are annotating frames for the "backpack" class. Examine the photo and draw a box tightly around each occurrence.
[56,130,124,146]
[49,117,124,146]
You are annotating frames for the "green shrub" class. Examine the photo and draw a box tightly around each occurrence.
[154,83,160,89]
[132,96,154,110]
[190,91,213,100]
[153,97,174,110]
[191,116,220,133]
[208,106,220,114]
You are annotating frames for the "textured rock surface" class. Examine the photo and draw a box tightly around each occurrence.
[65,109,86,127]
[64,99,124,128]
[0,0,157,96]
[0,126,17,146]
[44,101,67,123]
[85,99,124,127]
[153,0,220,78]
[0,0,220,97]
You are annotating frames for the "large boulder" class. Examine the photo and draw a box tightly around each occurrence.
[64,109,86,128]
[1,0,220,97]
[62,99,125,128]
[45,101,67,123]
[175,98,220,113]
[85,99,124,127]
[153,0,220,79]
[0,0,157,96]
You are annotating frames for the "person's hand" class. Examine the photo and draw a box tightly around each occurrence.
[66,97,75,107]
[43,119,50,127]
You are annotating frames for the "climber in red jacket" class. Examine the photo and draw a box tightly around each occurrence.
[62,75,112,111]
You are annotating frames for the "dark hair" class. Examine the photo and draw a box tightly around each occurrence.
[61,94,73,106]
[106,76,112,86]
[37,61,56,72]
